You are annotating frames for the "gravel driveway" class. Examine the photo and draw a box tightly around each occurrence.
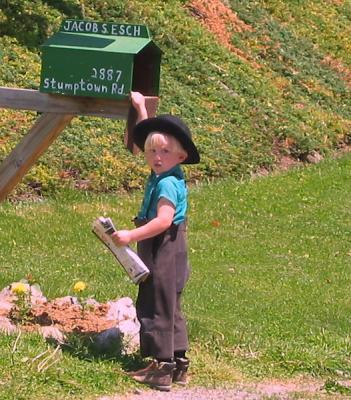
[98,379,328,400]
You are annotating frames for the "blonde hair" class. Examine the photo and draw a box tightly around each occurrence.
[144,132,187,158]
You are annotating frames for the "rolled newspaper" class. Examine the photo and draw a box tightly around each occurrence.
[92,217,150,284]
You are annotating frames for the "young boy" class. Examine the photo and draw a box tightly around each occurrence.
[112,92,200,391]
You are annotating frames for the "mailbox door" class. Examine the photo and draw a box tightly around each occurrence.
[40,48,134,99]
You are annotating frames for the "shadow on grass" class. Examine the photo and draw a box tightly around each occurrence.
[59,329,147,372]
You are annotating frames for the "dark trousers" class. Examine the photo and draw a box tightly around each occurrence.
[136,222,190,359]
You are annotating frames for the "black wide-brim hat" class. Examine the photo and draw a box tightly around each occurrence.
[133,114,200,164]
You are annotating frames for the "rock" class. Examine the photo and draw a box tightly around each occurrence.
[105,297,140,354]
[119,319,140,335]
[119,319,140,354]
[85,298,100,308]
[305,150,323,164]
[91,327,122,355]
[40,326,65,344]
[92,322,140,356]
[106,297,136,322]
[30,284,47,306]
[0,282,47,313]
[0,281,141,355]
[0,299,13,317]
[52,296,79,307]
[0,317,18,335]
[0,286,13,298]
[0,286,15,317]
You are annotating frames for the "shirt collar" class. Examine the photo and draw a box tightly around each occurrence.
[149,164,184,183]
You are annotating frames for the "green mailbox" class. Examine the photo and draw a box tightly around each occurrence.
[40,19,161,99]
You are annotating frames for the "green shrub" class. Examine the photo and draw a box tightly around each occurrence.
[0,0,350,196]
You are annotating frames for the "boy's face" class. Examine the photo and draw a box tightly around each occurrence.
[145,134,186,174]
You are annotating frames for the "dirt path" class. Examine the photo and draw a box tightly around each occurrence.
[98,378,343,400]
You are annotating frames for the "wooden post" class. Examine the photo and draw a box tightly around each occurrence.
[0,87,131,118]
[0,113,73,201]
[0,87,159,201]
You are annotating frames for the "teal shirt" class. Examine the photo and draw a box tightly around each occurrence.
[137,165,188,225]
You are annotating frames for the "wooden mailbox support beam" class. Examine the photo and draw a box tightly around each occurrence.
[0,113,73,200]
[0,87,158,201]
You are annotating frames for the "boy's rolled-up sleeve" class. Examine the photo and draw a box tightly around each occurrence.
[156,179,178,208]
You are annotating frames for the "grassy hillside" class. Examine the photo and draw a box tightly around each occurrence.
[0,0,350,197]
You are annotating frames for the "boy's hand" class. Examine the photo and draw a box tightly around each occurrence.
[130,91,145,109]
[130,91,148,121]
[111,230,133,246]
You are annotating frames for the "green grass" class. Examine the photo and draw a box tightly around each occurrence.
[0,333,132,400]
[187,153,351,377]
[0,153,350,398]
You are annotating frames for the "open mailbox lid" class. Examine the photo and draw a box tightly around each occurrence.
[40,19,162,99]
